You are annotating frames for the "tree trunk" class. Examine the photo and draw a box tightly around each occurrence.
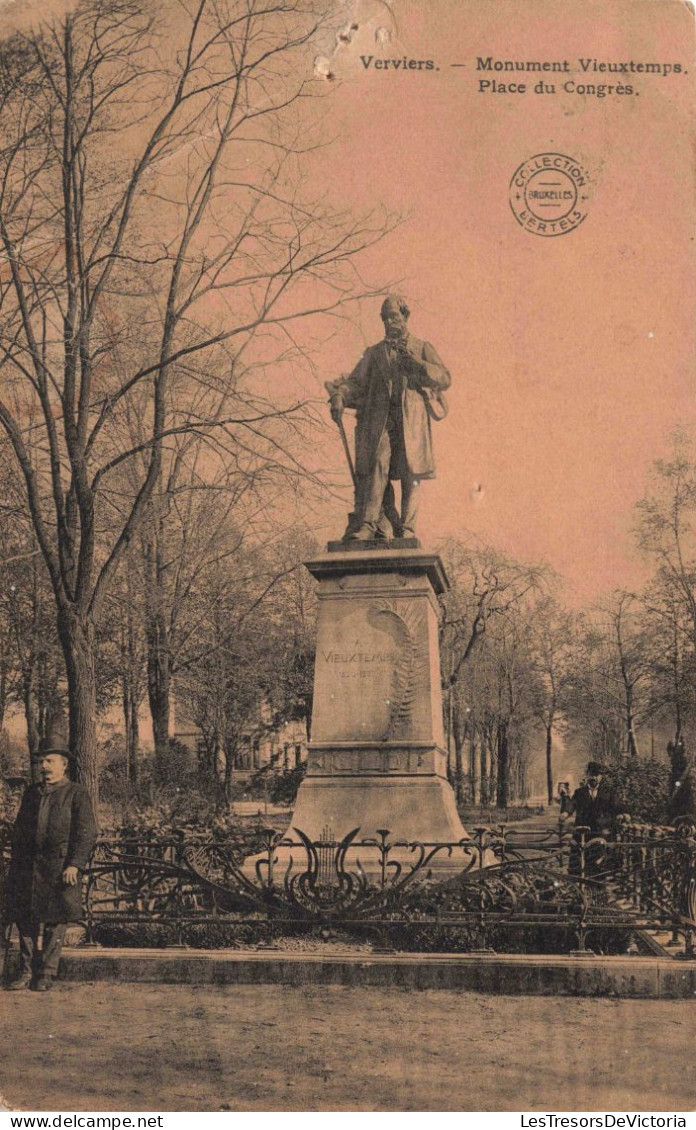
[496,720,509,809]
[122,677,131,781]
[625,685,639,758]
[304,693,313,742]
[479,733,488,806]
[445,684,454,783]
[143,513,172,756]
[453,725,465,804]
[128,695,140,785]
[147,607,171,754]
[122,677,140,786]
[545,722,554,805]
[223,742,235,803]
[37,653,60,743]
[121,577,141,787]
[468,724,478,805]
[0,657,7,733]
[22,668,39,754]
[198,727,220,788]
[671,620,682,743]
[57,607,99,803]
[516,751,527,802]
[21,662,41,781]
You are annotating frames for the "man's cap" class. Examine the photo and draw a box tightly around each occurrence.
[31,709,73,760]
[32,740,74,761]
[586,760,604,776]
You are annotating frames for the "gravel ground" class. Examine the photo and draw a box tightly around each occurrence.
[1,982,694,1112]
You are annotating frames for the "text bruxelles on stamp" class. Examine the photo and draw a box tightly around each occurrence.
[509,152,591,236]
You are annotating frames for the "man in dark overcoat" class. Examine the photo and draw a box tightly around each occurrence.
[5,739,97,991]
[327,295,451,540]
[562,760,618,878]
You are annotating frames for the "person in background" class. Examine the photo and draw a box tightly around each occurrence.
[561,760,618,878]
[5,735,97,992]
[557,781,572,815]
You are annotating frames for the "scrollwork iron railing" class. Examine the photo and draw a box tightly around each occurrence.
[59,820,696,956]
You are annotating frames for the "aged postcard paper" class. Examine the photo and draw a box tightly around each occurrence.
[0,0,694,1117]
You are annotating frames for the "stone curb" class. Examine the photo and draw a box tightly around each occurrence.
[8,948,696,998]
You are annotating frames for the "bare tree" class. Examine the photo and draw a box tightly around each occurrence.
[438,537,547,799]
[635,437,696,645]
[485,611,539,808]
[590,593,654,759]
[0,454,64,767]
[640,578,695,745]
[0,0,394,798]
[130,401,321,756]
[635,435,696,746]
[437,537,548,805]
[527,595,577,804]
[96,554,147,785]
[563,598,654,766]
[175,525,317,801]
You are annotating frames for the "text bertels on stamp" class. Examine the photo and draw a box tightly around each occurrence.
[509,152,590,237]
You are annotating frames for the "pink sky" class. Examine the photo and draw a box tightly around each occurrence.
[298,0,696,602]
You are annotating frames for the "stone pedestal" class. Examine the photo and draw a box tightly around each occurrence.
[288,545,469,844]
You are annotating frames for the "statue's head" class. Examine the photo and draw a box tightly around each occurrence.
[380,295,410,340]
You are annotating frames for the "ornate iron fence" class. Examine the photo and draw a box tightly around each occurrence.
[1,817,693,954]
[67,819,696,956]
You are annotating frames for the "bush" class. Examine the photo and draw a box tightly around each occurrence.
[152,738,195,788]
[113,794,274,854]
[98,736,135,808]
[90,920,292,948]
[605,758,671,823]
[267,763,306,806]
[0,778,23,827]
[378,922,632,955]
[85,917,634,955]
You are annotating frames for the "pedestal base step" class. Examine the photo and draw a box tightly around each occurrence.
[327,538,420,552]
[289,773,468,843]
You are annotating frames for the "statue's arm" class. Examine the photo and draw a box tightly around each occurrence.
[417,340,451,391]
[325,350,371,411]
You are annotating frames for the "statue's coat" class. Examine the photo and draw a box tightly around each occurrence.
[334,333,451,481]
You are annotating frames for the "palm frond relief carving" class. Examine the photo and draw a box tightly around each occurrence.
[367,600,427,740]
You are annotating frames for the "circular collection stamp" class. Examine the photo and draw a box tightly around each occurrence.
[509,152,590,237]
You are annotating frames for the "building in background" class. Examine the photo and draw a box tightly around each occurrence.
[173,695,308,788]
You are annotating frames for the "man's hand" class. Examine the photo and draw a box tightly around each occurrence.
[396,346,425,379]
[330,399,344,424]
[63,865,79,886]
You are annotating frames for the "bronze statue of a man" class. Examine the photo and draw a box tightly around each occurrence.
[327,296,451,541]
